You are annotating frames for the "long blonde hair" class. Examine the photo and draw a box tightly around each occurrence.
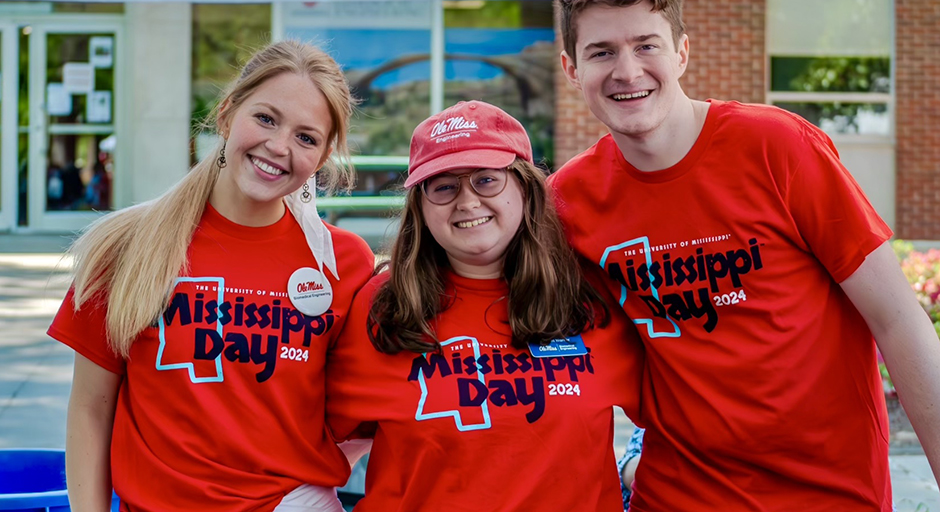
[69,40,355,357]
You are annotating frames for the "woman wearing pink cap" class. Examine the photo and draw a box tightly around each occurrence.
[326,101,645,511]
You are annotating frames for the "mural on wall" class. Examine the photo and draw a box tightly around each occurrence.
[442,27,555,166]
[281,1,555,165]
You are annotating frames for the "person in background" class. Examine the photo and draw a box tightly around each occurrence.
[618,425,644,510]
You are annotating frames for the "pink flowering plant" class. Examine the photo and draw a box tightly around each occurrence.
[893,240,940,333]
[880,240,940,394]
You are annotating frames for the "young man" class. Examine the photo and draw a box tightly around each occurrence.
[547,0,940,510]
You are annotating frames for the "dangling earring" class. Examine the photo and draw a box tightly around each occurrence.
[217,142,227,169]
[300,180,312,203]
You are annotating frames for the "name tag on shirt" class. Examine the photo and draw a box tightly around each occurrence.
[528,334,588,358]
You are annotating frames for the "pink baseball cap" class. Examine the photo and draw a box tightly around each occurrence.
[404,101,534,188]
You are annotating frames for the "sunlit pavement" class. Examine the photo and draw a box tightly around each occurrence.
[0,237,936,509]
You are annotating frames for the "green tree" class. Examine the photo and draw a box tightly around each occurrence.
[779,56,890,132]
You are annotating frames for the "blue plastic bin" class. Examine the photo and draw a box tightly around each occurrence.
[0,449,69,511]
[0,449,118,512]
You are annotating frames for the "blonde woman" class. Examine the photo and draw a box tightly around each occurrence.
[48,41,374,511]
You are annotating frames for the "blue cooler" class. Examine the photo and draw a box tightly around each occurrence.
[0,449,118,512]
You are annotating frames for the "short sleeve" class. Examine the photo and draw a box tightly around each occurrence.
[783,120,892,283]
[325,275,385,442]
[581,262,646,422]
[48,288,126,375]
[327,230,376,345]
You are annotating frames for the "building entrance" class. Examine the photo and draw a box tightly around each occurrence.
[0,13,122,232]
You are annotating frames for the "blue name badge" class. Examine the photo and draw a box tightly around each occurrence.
[528,334,588,358]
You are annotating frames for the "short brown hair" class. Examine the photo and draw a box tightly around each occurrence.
[556,0,686,67]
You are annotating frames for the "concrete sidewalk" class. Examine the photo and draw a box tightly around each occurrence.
[0,238,937,509]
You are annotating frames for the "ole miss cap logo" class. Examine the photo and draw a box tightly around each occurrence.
[404,100,534,188]
[430,116,479,144]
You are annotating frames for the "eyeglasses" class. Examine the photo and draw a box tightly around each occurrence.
[420,168,509,205]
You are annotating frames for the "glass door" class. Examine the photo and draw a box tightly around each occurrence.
[27,22,121,231]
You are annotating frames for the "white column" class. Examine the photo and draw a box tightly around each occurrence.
[0,25,19,230]
[123,2,192,205]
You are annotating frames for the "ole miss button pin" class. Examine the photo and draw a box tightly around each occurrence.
[287,267,333,317]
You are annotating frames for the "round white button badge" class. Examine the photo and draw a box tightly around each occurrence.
[287,267,333,317]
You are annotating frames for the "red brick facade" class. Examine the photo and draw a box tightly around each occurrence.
[554,0,940,239]
[681,0,765,104]
[895,0,940,239]
[553,45,610,166]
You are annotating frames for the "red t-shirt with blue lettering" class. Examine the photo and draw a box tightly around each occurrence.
[326,270,644,511]
[49,204,374,512]
[549,100,893,511]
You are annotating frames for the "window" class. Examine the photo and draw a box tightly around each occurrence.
[767,0,893,137]
[277,1,555,164]
[279,1,433,158]
[443,1,555,165]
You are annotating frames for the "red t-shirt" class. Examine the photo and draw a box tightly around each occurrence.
[49,204,374,512]
[326,271,644,511]
[548,100,893,511]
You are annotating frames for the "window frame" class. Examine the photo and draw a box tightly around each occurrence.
[764,0,896,144]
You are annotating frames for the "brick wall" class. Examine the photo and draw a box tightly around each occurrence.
[682,0,765,104]
[553,42,610,166]
[895,0,940,239]
[554,0,766,165]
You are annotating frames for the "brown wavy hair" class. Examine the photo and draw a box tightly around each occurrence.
[367,158,607,354]
[556,0,686,66]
